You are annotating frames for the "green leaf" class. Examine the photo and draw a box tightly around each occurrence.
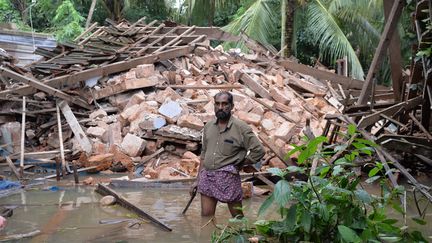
[319,166,331,177]
[338,225,361,243]
[354,138,377,147]
[274,180,291,207]
[365,175,381,184]
[258,194,274,216]
[348,124,356,136]
[382,219,398,225]
[368,167,380,177]
[285,144,304,158]
[334,157,350,165]
[301,211,312,233]
[267,168,285,177]
[332,165,344,176]
[285,204,297,230]
[412,217,427,225]
[287,166,306,173]
[254,220,272,235]
[355,189,372,203]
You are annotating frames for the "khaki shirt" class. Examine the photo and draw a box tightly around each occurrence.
[200,116,265,170]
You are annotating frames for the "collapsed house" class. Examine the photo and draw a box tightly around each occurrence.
[0,3,430,201]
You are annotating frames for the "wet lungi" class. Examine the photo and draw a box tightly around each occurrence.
[197,164,242,203]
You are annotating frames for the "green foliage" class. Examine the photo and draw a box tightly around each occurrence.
[0,0,23,25]
[52,0,84,41]
[212,126,428,243]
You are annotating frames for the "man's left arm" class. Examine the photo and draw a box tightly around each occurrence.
[242,126,265,165]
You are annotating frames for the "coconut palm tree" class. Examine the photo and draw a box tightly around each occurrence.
[222,0,384,80]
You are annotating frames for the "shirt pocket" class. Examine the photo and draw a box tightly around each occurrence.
[220,138,237,156]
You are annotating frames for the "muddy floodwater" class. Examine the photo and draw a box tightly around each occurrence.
[0,181,268,242]
[0,179,431,242]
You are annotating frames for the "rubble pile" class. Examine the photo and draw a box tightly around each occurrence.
[0,19,338,181]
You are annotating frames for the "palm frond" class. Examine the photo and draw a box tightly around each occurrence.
[307,0,365,79]
[222,0,278,50]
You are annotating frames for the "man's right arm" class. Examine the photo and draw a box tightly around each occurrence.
[190,126,206,195]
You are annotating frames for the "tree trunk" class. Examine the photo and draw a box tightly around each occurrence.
[86,0,98,29]
[11,0,27,24]
[281,0,296,57]
[208,0,215,26]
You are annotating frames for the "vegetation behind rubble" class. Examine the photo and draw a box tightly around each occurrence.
[0,0,417,83]
[212,126,428,243]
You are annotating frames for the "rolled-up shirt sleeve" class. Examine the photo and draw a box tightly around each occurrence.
[242,126,265,164]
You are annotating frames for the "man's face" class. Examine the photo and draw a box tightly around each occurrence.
[214,94,233,120]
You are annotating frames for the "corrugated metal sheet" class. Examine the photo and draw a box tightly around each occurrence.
[0,28,56,66]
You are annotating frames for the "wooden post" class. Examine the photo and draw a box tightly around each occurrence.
[55,158,61,181]
[72,162,79,184]
[4,155,20,179]
[384,0,403,102]
[56,104,66,177]
[357,0,405,105]
[19,96,26,178]
[95,184,172,231]
[85,0,97,29]
[57,100,92,154]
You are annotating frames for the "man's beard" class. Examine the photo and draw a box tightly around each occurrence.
[216,110,230,120]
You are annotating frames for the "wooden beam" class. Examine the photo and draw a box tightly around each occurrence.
[95,183,172,231]
[258,133,292,166]
[409,113,432,141]
[57,100,92,154]
[19,96,25,178]
[2,155,20,179]
[384,0,403,102]
[358,96,422,128]
[278,60,389,90]
[340,115,432,203]
[156,84,243,90]
[239,72,272,100]
[0,46,194,98]
[357,0,405,104]
[0,68,91,109]
[56,104,67,177]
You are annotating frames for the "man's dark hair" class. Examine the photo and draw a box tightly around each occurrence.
[214,91,233,104]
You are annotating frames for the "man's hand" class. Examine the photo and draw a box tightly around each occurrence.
[242,165,257,173]
[190,181,198,196]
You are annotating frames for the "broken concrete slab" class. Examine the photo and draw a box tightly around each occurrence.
[121,133,146,157]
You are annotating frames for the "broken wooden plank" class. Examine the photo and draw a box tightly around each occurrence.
[156,84,243,90]
[0,46,194,98]
[287,75,326,96]
[357,0,405,104]
[57,100,92,154]
[19,96,25,178]
[95,183,172,231]
[409,113,432,140]
[40,166,97,179]
[258,133,291,166]
[135,148,164,168]
[357,96,422,128]
[384,0,403,102]
[2,155,20,179]
[239,72,272,100]
[0,67,91,109]
[56,104,67,177]
[340,115,432,203]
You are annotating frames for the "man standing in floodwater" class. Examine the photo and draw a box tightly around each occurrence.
[190,91,265,217]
